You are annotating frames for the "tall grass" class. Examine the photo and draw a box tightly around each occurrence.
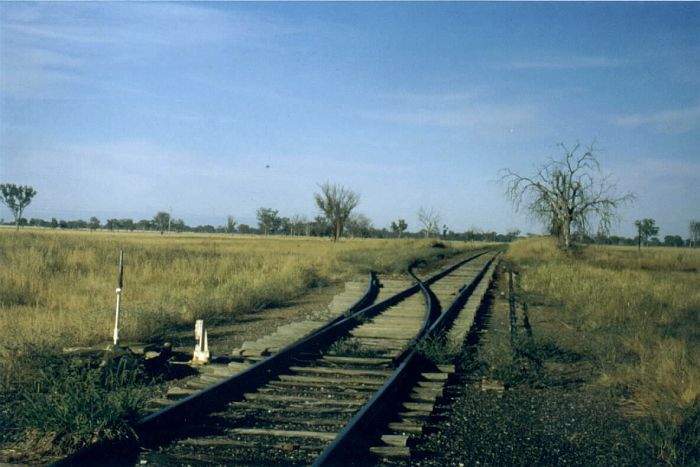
[508,237,700,465]
[0,229,482,458]
[0,230,475,348]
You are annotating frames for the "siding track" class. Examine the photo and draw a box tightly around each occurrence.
[54,249,500,466]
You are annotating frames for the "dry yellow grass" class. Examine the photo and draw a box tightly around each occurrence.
[1,229,490,458]
[0,229,478,348]
[507,237,700,464]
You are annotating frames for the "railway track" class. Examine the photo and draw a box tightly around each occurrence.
[56,249,499,466]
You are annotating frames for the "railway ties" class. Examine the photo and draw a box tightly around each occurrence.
[64,249,499,467]
[137,282,430,466]
[367,254,500,464]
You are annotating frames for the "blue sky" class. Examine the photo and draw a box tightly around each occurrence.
[1,2,698,237]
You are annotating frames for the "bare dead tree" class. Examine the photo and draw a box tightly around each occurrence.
[417,207,441,238]
[501,143,635,249]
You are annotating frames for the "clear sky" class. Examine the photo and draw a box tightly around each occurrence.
[1,2,698,237]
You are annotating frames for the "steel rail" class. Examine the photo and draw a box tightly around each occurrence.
[52,250,492,466]
[133,250,489,446]
[313,251,499,466]
[52,272,381,467]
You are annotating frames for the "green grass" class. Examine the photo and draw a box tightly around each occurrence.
[1,345,151,458]
[507,237,700,465]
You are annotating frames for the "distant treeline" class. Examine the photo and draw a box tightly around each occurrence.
[3,216,695,247]
[3,215,521,242]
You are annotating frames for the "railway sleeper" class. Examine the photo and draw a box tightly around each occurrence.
[252,387,374,402]
[277,374,387,386]
[266,380,381,393]
[225,428,337,442]
[228,401,359,415]
[287,365,392,377]
[242,392,367,406]
[320,355,393,366]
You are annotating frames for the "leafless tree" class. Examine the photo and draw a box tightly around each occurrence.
[314,183,360,241]
[501,143,634,249]
[417,207,441,238]
[690,220,700,248]
[290,214,307,236]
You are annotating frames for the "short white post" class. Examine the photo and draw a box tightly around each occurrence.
[112,250,124,347]
[193,319,210,364]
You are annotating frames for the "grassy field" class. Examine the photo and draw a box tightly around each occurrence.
[0,229,478,348]
[0,228,482,459]
[507,238,700,465]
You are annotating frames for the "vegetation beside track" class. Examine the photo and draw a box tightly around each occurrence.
[0,229,486,461]
[421,237,699,466]
[507,237,700,465]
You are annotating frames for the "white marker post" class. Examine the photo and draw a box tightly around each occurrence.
[112,250,124,347]
[193,319,210,364]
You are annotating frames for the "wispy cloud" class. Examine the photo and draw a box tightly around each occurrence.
[611,104,700,133]
[367,107,533,130]
[0,3,297,99]
[503,55,627,70]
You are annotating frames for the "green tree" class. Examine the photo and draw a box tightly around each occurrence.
[314,183,360,241]
[106,218,119,231]
[663,235,684,247]
[119,218,134,232]
[635,218,659,250]
[0,184,37,230]
[226,215,237,234]
[501,143,634,249]
[171,218,186,232]
[256,208,281,235]
[238,224,254,234]
[153,211,171,234]
[88,216,101,231]
[391,219,408,238]
[346,213,373,238]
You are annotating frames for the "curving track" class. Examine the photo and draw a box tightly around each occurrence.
[55,249,499,467]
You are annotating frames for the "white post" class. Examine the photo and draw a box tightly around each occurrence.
[113,288,122,346]
[112,250,124,347]
[193,319,210,364]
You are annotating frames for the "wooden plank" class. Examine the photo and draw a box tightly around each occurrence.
[166,386,196,398]
[421,372,449,381]
[229,402,357,414]
[278,374,385,386]
[321,355,393,366]
[388,422,423,434]
[243,393,365,406]
[227,428,337,441]
[402,402,434,412]
[410,391,440,402]
[370,446,411,458]
[267,380,379,393]
[416,380,444,388]
[288,366,391,377]
[381,434,410,447]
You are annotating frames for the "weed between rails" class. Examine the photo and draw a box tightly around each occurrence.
[507,237,700,465]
